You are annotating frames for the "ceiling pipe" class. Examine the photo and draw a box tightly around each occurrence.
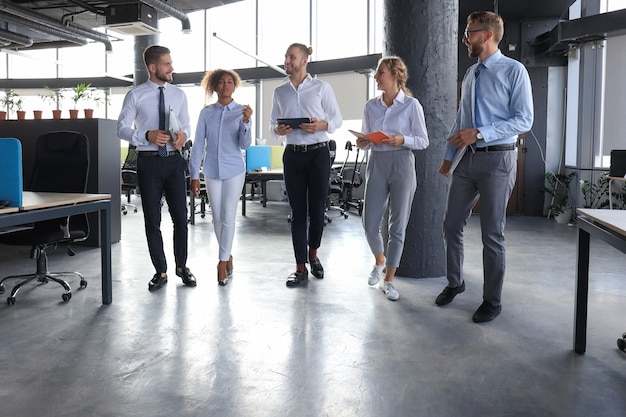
[0,11,88,46]
[140,0,191,33]
[0,27,32,46]
[64,21,113,52]
[0,0,112,51]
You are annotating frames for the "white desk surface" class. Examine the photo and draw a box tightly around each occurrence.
[20,192,111,211]
[0,206,19,215]
[577,208,626,236]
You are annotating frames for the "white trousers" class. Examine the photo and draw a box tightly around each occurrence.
[205,171,246,261]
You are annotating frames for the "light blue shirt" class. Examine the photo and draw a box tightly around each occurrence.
[117,80,191,152]
[444,50,534,161]
[189,100,252,181]
[361,89,429,152]
[270,74,343,145]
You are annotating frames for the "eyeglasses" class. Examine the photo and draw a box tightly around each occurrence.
[463,29,488,38]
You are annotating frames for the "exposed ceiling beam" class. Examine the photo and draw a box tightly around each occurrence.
[0,10,88,46]
[0,0,113,51]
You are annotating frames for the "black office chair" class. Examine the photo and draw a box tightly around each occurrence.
[183,140,210,223]
[0,131,90,305]
[121,144,139,215]
[341,141,365,216]
[326,139,348,223]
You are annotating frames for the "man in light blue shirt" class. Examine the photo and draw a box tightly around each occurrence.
[117,45,196,291]
[436,11,534,323]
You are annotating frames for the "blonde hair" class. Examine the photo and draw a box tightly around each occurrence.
[377,56,412,97]
[468,11,504,44]
[200,69,242,99]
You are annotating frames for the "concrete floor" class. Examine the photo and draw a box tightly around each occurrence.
[1,196,625,417]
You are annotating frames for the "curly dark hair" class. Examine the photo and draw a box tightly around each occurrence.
[200,69,243,99]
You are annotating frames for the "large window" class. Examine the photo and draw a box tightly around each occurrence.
[258,0,311,63]
[315,0,368,60]
[1,0,383,150]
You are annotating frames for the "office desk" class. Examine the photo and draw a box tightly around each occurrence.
[574,208,626,353]
[241,170,284,216]
[0,192,113,305]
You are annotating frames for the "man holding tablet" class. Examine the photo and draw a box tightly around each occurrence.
[270,43,343,287]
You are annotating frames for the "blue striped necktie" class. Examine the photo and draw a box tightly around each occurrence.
[158,86,167,157]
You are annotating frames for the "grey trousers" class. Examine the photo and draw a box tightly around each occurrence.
[362,149,416,268]
[443,149,517,305]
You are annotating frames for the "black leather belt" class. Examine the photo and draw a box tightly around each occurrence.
[474,144,515,152]
[138,151,179,157]
[285,142,328,152]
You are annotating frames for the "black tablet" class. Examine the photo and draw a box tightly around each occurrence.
[277,118,311,129]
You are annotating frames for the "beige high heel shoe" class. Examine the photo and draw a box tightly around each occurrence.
[217,260,228,286]
[226,255,233,278]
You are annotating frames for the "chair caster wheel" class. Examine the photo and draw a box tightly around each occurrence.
[134,209,138,213]
[201,214,206,218]
[7,296,15,305]
[0,285,5,295]
[80,280,88,289]
[618,337,626,352]
[62,292,72,302]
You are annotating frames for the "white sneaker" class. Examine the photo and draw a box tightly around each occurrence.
[368,264,385,286]
[382,281,399,301]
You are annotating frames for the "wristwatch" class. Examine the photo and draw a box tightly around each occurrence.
[476,131,483,140]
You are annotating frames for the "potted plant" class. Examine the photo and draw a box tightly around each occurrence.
[70,83,95,119]
[84,88,110,119]
[16,97,26,120]
[39,85,63,119]
[542,171,576,224]
[0,90,23,120]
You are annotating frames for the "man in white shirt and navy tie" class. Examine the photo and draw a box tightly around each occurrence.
[117,45,197,291]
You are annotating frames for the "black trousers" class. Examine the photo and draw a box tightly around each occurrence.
[283,145,330,264]
[137,152,188,274]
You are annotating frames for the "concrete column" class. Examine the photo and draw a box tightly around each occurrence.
[133,35,159,86]
[383,0,457,278]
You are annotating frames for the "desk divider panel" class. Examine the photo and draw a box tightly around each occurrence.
[270,146,284,169]
[245,145,271,172]
[0,138,23,207]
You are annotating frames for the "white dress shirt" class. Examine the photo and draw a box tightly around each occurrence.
[361,89,429,152]
[117,80,191,152]
[269,74,343,145]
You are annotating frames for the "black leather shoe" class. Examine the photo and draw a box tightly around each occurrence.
[176,267,197,287]
[148,274,167,291]
[435,280,465,306]
[472,301,502,323]
[309,258,324,279]
[286,268,308,287]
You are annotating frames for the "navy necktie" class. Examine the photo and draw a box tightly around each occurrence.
[158,86,167,157]
[474,63,484,129]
